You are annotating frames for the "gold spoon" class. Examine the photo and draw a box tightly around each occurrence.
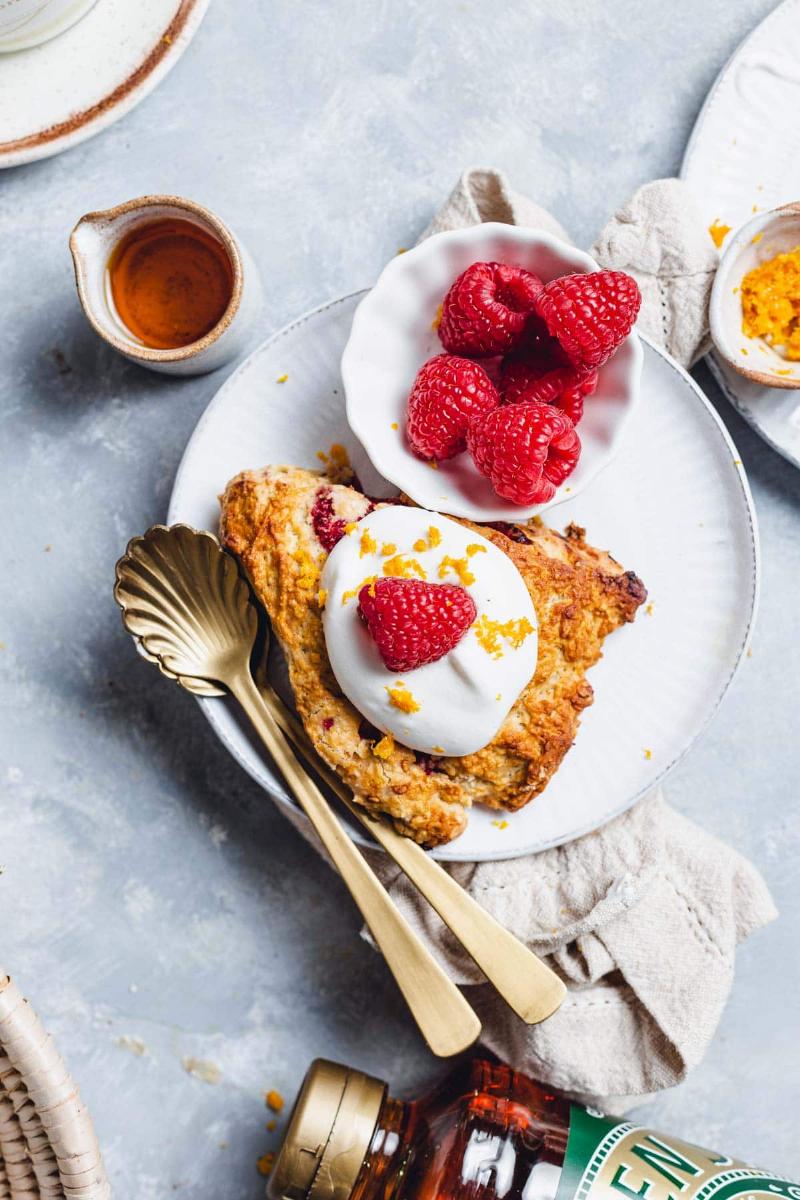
[114,523,481,1057]
[144,630,566,1025]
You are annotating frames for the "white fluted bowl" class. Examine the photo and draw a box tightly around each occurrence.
[342,223,643,521]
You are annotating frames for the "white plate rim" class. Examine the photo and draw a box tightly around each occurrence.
[168,291,760,862]
[679,0,800,471]
[0,0,210,169]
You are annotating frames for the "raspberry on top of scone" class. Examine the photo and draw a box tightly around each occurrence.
[358,578,478,672]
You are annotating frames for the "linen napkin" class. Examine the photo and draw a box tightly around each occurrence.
[280,168,775,1105]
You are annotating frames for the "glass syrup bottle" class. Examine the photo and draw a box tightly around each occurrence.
[268,1055,797,1200]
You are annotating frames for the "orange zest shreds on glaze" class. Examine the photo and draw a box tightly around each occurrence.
[491,819,509,830]
[373,733,395,759]
[383,554,427,580]
[643,748,653,761]
[276,373,288,383]
[708,219,731,248]
[344,521,358,535]
[751,232,763,244]
[359,528,377,557]
[413,526,442,553]
[474,614,535,658]
[380,542,397,556]
[741,245,800,359]
[390,421,399,430]
[775,368,794,376]
[466,543,487,558]
[431,302,443,330]
[266,1090,284,1112]
[437,555,475,586]
[317,588,328,608]
[341,575,377,605]
[385,681,421,714]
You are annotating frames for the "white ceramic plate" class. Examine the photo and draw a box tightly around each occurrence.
[681,0,800,468]
[169,292,758,862]
[342,224,643,522]
[0,0,209,168]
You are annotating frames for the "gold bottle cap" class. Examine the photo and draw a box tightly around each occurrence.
[268,1059,387,1200]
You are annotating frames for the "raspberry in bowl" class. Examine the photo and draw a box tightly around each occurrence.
[341,223,644,521]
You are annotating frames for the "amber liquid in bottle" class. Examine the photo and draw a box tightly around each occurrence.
[107,217,234,350]
[353,1057,570,1200]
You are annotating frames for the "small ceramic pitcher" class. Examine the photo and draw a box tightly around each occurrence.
[69,195,263,376]
[0,0,98,53]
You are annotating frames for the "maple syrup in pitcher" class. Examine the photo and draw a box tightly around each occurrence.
[106,217,234,350]
[269,1056,796,1200]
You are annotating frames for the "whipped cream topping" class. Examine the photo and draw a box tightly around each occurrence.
[320,506,538,756]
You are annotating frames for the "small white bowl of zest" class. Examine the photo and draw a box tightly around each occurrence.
[709,202,800,390]
[341,223,643,522]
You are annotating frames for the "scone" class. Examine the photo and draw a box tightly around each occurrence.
[220,465,646,846]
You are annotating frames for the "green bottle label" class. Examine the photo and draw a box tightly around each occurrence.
[555,1106,798,1200]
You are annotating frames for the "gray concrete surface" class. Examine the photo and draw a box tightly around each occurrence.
[1,2,798,1195]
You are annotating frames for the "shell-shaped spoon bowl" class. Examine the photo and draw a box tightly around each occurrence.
[136,639,226,696]
[114,524,257,687]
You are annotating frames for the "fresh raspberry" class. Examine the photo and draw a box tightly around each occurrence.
[556,369,598,425]
[438,261,544,357]
[534,270,641,369]
[406,354,499,461]
[500,348,598,425]
[358,577,477,672]
[467,402,581,506]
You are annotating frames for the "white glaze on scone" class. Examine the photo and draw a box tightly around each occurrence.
[321,507,538,756]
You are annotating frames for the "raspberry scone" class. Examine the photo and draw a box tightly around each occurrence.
[220,466,646,847]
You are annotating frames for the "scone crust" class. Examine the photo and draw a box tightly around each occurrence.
[220,466,646,846]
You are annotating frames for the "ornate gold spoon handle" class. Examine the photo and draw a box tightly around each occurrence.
[257,688,566,1025]
[227,667,481,1056]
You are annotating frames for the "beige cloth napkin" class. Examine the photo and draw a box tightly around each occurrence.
[282,168,775,1105]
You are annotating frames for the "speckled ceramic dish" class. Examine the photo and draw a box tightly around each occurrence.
[681,0,800,468]
[341,223,643,522]
[710,203,800,390]
[168,292,758,862]
[70,194,263,376]
[0,0,209,168]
